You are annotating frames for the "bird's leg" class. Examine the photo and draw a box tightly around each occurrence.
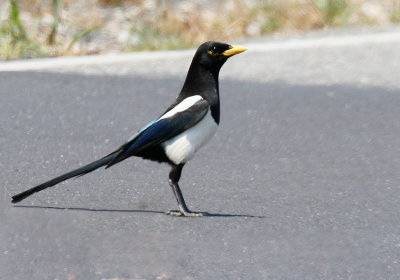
[167,164,207,217]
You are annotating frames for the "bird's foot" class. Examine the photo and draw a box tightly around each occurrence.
[167,209,208,217]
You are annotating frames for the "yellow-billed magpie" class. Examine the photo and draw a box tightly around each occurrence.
[11,41,247,217]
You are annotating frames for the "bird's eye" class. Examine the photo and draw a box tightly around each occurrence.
[208,46,219,56]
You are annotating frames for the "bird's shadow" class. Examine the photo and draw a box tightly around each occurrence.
[13,205,264,218]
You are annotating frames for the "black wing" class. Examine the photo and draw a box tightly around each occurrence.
[106,99,209,167]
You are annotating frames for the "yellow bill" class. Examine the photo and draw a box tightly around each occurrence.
[222,45,248,57]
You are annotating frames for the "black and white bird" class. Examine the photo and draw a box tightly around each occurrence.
[12,41,247,217]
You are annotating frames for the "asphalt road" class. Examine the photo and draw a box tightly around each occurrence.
[1,27,400,279]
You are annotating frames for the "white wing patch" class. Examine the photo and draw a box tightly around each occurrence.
[160,95,203,120]
[126,95,203,143]
[162,110,218,165]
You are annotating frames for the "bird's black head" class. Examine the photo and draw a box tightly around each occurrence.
[193,41,247,71]
[179,41,247,107]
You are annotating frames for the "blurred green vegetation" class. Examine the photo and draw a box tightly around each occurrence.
[0,0,97,59]
[318,0,349,26]
[390,1,400,23]
[0,0,398,60]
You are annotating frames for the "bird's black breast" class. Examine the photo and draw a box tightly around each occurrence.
[136,145,171,164]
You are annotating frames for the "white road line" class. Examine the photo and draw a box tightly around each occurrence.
[0,49,194,71]
[247,30,400,52]
[1,30,400,72]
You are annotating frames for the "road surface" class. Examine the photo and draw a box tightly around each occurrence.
[1,26,400,279]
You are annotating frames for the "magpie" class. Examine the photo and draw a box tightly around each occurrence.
[11,41,247,217]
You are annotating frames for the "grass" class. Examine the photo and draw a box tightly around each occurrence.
[0,0,43,59]
[48,0,63,45]
[0,0,399,60]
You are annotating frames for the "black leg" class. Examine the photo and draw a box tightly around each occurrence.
[167,164,207,217]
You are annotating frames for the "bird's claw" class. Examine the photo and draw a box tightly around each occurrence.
[166,210,207,217]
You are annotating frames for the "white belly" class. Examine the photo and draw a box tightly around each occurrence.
[162,110,218,165]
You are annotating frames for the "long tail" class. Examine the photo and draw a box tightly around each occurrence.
[11,153,117,204]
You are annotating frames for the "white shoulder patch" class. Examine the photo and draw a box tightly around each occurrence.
[160,95,203,120]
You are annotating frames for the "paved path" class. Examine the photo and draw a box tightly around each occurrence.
[1,26,400,279]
